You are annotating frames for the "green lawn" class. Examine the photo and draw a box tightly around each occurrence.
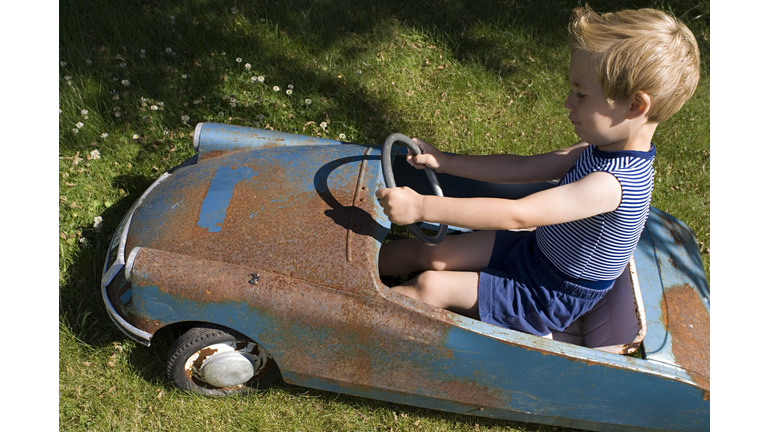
[59,1,709,430]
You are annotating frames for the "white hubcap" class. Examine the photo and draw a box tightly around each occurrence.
[184,341,269,388]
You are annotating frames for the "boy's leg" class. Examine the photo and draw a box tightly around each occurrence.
[378,230,496,276]
[393,270,481,319]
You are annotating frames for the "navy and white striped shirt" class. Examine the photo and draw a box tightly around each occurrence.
[536,144,655,282]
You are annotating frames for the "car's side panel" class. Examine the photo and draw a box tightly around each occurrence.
[125,246,708,432]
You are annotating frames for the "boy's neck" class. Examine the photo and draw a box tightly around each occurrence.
[595,122,657,152]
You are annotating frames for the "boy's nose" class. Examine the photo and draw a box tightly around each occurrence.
[564,94,575,111]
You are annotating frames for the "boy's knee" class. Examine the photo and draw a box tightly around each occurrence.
[413,271,444,298]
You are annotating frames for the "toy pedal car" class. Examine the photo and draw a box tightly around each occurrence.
[101,123,710,431]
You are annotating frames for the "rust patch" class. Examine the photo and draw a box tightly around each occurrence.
[661,284,710,393]
[125,147,386,295]
[670,226,685,247]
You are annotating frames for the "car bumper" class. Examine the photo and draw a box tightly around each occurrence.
[100,172,171,346]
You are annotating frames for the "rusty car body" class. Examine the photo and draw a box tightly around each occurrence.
[101,123,710,431]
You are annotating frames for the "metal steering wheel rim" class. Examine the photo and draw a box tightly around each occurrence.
[381,133,448,245]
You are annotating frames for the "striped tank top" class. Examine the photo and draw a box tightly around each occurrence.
[535,144,655,282]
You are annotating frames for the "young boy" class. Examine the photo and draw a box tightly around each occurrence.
[375,6,700,337]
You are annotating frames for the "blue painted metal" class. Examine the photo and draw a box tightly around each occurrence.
[194,122,342,155]
[102,123,710,431]
[633,208,710,394]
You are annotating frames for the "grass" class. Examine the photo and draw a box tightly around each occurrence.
[59,0,709,431]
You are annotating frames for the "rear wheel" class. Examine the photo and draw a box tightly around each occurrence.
[167,324,279,396]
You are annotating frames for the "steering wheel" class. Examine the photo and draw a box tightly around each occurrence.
[380,133,448,245]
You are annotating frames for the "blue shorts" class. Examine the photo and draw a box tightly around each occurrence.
[477,230,613,336]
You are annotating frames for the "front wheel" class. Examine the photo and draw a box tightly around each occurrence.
[167,324,280,396]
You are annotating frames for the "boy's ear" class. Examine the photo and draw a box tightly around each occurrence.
[627,91,652,119]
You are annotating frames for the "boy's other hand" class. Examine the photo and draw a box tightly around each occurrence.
[375,186,424,225]
[406,138,445,172]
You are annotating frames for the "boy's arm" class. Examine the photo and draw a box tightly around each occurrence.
[376,171,622,230]
[411,139,589,183]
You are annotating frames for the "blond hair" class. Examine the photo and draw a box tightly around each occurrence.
[568,5,700,123]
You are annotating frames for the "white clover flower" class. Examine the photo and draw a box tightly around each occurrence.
[250,76,258,83]
[89,149,101,160]
[305,99,312,105]
[245,63,251,70]
[236,57,242,63]
[76,122,84,129]
[320,122,327,129]
[273,86,280,91]
[80,109,89,116]
[93,216,103,232]
[181,115,190,122]
[121,79,130,86]
[339,133,346,140]
[150,105,158,111]
[288,84,294,89]
[258,76,265,82]
[100,133,109,139]
[165,47,173,54]
[112,94,120,100]
[72,128,79,134]
[286,89,293,95]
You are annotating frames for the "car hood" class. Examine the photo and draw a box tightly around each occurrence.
[125,143,391,294]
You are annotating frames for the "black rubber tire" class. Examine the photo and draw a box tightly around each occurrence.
[166,324,280,396]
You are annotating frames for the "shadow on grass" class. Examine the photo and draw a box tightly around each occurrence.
[59,0,709,154]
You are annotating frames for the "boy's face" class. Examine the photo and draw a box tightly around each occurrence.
[565,51,632,148]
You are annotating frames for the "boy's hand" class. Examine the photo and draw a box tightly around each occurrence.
[407,138,446,172]
[375,186,424,225]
